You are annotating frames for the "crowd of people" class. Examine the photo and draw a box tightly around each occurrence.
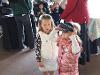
[1,0,99,75]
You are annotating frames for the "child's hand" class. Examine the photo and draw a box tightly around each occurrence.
[51,2,59,11]
[73,28,78,35]
[37,62,44,67]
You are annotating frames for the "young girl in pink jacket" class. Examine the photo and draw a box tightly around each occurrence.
[57,22,82,75]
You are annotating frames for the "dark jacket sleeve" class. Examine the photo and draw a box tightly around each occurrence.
[35,33,42,62]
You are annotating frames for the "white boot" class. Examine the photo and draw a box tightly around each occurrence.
[96,46,100,55]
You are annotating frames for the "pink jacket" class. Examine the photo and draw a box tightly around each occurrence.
[57,37,81,75]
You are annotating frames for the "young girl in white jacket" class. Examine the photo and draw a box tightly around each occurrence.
[35,14,58,75]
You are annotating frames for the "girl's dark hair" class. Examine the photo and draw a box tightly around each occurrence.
[58,22,74,33]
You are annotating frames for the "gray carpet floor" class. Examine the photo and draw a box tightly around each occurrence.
[0,50,100,75]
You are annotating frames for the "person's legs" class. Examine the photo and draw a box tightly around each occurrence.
[30,14,36,38]
[15,16,25,49]
[96,38,100,55]
[79,24,90,65]
[43,71,48,75]
[22,14,34,49]
[49,71,55,75]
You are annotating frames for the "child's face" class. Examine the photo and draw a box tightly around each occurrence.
[41,19,52,34]
[39,4,44,9]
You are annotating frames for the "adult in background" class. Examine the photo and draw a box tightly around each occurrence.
[8,0,35,50]
[52,0,90,65]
